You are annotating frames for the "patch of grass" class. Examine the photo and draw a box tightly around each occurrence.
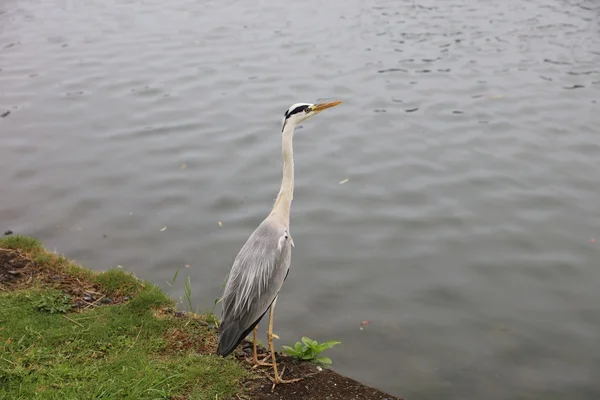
[0,288,248,400]
[127,283,173,314]
[33,253,53,266]
[0,235,95,285]
[0,236,250,400]
[28,288,72,314]
[0,235,42,252]
[94,269,143,298]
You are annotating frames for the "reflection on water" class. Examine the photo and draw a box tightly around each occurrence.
[1,0,600,398]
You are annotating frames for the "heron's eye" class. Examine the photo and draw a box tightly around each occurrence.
[305,108,311,113]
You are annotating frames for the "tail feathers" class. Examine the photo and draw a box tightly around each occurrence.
[216,319,243,357]
[217,312,267,357]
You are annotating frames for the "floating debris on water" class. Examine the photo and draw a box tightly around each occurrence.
[160,226,167,232]
[218,221,223,227]
[377,68,408,74]
[339,178,349,185]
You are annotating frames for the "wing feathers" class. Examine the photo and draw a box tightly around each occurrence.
[217,220,292,357]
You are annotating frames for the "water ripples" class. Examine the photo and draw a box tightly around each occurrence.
[2,0,600,398]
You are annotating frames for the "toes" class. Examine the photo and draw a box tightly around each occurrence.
[251,362,272,369]
[263,371,276,383]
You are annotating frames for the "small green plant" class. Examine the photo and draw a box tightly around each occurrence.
[184,276,194,312]
[28,289,72,314]
[282,336,341,366]
[167,268,195,313]
[166,267,180,288]
[166,267,220,324]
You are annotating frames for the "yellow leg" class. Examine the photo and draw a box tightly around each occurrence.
[265,298,302,392]
[245,326,272,368]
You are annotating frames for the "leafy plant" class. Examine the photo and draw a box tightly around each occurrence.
[282,336,341,366]
[28,289,72,314]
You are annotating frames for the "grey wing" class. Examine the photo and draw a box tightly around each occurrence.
[216,219,292,357]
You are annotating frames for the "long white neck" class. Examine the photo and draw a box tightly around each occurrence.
[269,122,295,226]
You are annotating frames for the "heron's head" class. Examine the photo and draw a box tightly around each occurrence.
[281,100,342,132]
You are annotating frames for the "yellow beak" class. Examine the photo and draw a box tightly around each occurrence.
[312,100,342,113]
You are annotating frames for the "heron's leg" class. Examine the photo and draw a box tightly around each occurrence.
[252,326,272,367]
[266,298,302,391]
[244,326,272,367]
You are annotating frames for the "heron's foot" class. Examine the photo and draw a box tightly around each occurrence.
[265,366,303,392]
[246,353,272,369]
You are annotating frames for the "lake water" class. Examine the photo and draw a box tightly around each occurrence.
[1,0,600,398]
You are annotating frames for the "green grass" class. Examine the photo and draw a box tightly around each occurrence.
[0,235,249,400]
[0,235,43,252]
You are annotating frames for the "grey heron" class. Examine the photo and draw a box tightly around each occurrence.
[216,100,342,389]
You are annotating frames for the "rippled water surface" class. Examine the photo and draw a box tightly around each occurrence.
[2,0,600,398]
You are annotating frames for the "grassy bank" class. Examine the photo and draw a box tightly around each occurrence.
[0,235,402,400]
[0,235,248,400]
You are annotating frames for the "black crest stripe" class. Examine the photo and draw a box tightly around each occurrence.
[285,105,309,119]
